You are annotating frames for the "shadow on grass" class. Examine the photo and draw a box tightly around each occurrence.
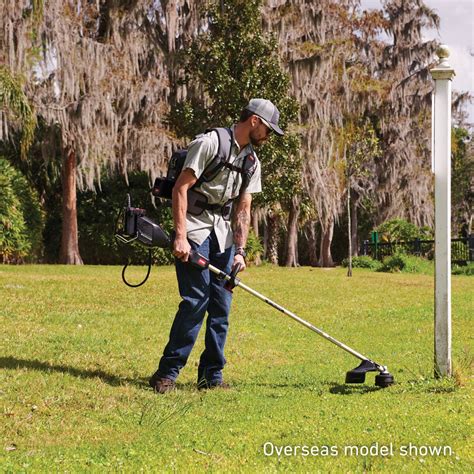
[0,356,149,389]
[1,357,402,395]
[0,357,207,393]
[240,381,382,395]
[328,383,382,395]
[246,382,313,390]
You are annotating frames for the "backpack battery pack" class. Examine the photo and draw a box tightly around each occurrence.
[151,128,256,215]
[152,176,175,199]
[152,149,187,199]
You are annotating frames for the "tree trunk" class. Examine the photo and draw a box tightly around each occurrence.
[60,150,83,264]
[351,192,359,257]
[285,198,300,267]
[347,184,352,276]
[251,208,262,266]
[318,217,335,267]
[306,221,319,266]
[266,210,280,265]
[346,143,352,276]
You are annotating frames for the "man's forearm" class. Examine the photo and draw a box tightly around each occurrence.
[233,208,250,248]
[172,186,188,239]
[172,169,198,239]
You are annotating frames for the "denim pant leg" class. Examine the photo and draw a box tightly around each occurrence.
[198,237,234,384]
[157,238,211,381]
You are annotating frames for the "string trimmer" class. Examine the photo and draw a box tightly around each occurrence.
[115,194,395,388]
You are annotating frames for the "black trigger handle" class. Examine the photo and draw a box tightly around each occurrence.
[224,263,243,292]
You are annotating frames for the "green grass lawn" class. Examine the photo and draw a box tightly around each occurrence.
[1,264,472,472]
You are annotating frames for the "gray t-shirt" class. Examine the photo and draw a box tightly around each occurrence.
[183,125,262,252]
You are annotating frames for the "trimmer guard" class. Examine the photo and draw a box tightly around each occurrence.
[345,360,379,384]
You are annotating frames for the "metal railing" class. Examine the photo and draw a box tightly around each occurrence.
[360,235,473,264]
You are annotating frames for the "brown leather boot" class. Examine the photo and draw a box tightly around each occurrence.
[150,376,176,394]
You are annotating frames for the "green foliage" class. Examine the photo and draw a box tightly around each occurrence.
[169,0,301,208]
[451,263,474,276]
[0,66,37,158]
[451,126,473,234]
[0,118,64,262]
[341,117,380,180]
[344,253,471,276]
[375,218,433,242]
[245,227,263,264]
[257,132,302,207]
[77,172,173,265]
[167,98,209,140]
[10,164,45,260]
[377,252,434,274]
[178,0,297,131]
[0,157,44,262]
[0,161,30,262]
[341,255,382,270]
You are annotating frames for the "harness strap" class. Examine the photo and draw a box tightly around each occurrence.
[188,188,234,220]
[195,198,233,212]
[222,162,246,173]
[196,127,233,185]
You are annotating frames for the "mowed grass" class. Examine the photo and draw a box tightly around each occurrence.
[1,264,472,473]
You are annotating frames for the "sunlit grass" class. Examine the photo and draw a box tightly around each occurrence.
[1,264,472,472]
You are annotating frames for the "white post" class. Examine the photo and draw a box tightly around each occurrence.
[430,45,455,378]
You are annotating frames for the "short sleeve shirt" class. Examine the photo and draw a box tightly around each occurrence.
[183,125,262,251]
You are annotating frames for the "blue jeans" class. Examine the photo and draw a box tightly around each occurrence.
[156,231,234,384]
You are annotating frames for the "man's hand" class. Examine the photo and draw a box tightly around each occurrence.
[233,253,246,272]
[173,237,191,262]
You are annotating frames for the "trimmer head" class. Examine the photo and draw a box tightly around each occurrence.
[345,360,395,388]
[375,372,395,388]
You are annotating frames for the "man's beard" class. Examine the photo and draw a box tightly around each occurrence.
[249,131,266,147]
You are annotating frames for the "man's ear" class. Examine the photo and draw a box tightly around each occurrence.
[249,114,259,128]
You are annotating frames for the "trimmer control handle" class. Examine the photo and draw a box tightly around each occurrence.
[188,250,209,269]
[188,251,241,292]
[224,263,243,292]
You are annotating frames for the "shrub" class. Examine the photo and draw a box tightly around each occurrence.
[0,157,44,262]
[245,228,264,265]
[452,263,474,276]
[342,255,382,270]
[375,218,433,242]
[77,172,174,265]
[378,252,433,274]
[0,164,29,262]
[10,168,45,260]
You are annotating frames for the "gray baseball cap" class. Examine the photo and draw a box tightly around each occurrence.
[245,98,284,136]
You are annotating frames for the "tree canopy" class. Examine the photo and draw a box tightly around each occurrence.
[0,0,471,266]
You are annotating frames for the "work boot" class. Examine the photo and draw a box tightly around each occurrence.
[150,376,176,394]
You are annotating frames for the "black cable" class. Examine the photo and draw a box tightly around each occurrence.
[121,248,153,288]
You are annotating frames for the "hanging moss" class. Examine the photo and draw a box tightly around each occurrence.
[2,1,202,190]
[264,0,440,245]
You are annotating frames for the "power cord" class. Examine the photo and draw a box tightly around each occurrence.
[121,248,153,288]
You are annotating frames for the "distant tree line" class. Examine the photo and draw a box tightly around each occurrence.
[0,0,472,265]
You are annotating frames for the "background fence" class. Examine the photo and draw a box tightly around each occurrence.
[360,235,474,264]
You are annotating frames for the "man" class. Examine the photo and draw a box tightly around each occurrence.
[149,98,284,393]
